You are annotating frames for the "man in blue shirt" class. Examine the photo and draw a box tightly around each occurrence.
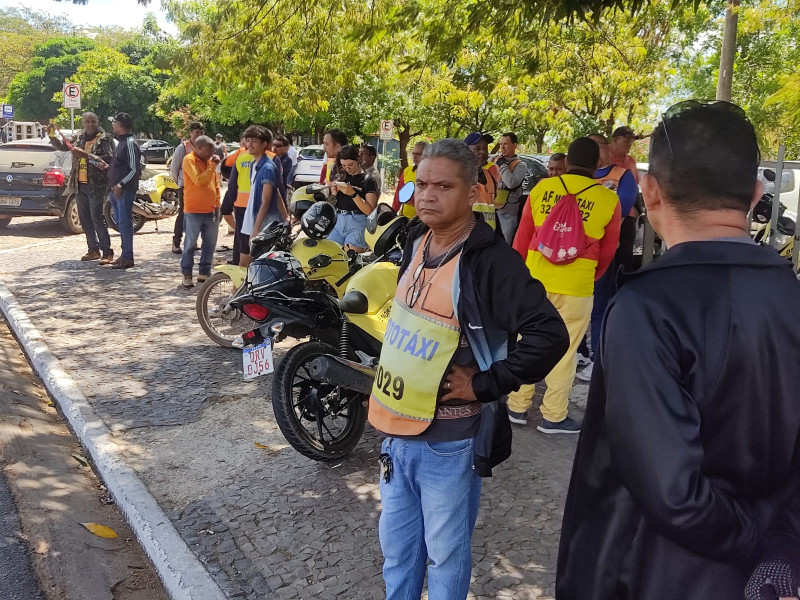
[577,133,638,380]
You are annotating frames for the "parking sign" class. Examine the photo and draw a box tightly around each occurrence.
[63,83,81,109]
[380,120,393,141]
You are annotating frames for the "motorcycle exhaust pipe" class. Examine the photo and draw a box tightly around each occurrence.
[308,355,375,395]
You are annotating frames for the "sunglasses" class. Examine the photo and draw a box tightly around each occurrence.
[405,261,427,308]
[660,100,747,161]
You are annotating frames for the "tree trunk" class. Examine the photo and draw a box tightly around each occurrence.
[398,126,411,171]
[314,125,325,144]
[535,130,546,153]
[716,0,740,101]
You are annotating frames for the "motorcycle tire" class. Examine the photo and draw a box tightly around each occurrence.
[196,272,254,348]
[103,201,146,234]
[272,341,367,462]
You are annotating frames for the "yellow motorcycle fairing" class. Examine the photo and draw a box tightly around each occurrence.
[290,237,350,296]
[343,261,400,342]
[145,173,178,203]
[213,264,247,287]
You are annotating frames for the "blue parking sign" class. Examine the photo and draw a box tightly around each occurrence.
[2,105,13,119]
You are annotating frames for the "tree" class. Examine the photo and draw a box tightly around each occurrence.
[6,37,96,120]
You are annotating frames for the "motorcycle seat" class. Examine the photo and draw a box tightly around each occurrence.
[337,291,369,315]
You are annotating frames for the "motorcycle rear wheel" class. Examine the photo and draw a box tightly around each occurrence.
[103,200,146,233]
[196,272,255,348]
[272,341,367,462]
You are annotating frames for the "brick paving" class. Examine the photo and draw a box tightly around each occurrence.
[1,215,589,599]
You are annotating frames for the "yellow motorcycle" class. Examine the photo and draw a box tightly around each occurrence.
[103,169,180,233]
[266,203,409,461]
[752,192,796,259]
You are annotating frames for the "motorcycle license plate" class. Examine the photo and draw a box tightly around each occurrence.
[0,197,22,206]
[242,339,274,380]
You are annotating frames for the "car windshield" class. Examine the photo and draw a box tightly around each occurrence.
[300,148,325,159]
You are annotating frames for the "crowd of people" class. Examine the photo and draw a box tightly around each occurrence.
[54,103,800,600]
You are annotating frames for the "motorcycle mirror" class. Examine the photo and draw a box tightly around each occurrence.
[398,181,415,204]
[308,254,333,269]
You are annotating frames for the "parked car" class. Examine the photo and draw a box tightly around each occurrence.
[136,139,173,164]
[0,138,80,233]
[293,145,326,185]
[518,154,549,197]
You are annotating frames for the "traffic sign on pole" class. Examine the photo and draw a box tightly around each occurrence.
[380,120,393,141]
[63,83,82,109]
[2,105,13,119]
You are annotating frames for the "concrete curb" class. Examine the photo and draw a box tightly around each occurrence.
[0,282,228,600]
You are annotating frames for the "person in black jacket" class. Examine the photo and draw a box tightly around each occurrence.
[107,113,142,270]
[369,138,568,600]
[557,100,800,600]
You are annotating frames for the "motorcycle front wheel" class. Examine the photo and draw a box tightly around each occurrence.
[196,272,255,348]
[272,341,367,462]
[103,200,146,233]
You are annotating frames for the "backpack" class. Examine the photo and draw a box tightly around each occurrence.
[537,177,599,265]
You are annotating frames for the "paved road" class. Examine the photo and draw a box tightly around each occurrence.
[0,469,45,600]
[0,216,589,600]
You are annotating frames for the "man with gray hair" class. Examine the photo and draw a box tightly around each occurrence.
[180,135,221,288]
[50,111,115,263]
[369,138,568,599]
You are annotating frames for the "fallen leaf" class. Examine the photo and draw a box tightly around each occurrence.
[254,442,269,449]
[71,453,90,468]
[81,522,118,539]
[12,390,21,395]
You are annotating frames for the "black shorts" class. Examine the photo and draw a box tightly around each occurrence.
[220,190,235,216]
[239,233,250,256]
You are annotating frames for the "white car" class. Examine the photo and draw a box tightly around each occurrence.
[293,145,326,185]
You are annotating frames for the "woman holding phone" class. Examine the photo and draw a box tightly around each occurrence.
[328,145,379,251]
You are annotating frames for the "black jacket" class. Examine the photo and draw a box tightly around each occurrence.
[400,218,569,476]
[557,241,800,600]
[108,133,142,192]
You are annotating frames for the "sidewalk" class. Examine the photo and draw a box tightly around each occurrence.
[0,217,588,600]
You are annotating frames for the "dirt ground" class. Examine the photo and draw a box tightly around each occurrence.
[0,320,169,600]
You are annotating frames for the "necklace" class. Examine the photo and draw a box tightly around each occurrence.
[407,218,476,308]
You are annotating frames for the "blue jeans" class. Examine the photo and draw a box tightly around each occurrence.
[181,212,219,276]
[328,212,368,248]
[109,189,135,261]
[379,437,482,600]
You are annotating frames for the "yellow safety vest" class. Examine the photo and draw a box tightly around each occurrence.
[324,158,337,184]
[234,151,254,207]
[472,163,499,230]
[369,233,463,436]
[494,158,522,208]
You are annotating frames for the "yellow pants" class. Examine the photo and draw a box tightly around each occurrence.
[507,292,593,422]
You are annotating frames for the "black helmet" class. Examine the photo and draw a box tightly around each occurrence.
[250,221,291,259]
[366,204,408,256]
[300,201,337,239]
[247,252,304,294]
[752,193,783,224]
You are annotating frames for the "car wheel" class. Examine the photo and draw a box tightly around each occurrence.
[140,154,147,168]
[0,217,11,229]
[163,150,169,162]
[60,196,83,234]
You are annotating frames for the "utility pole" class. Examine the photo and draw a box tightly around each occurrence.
[716,0,740,101]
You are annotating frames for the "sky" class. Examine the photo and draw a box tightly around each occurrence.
[0,0,178,35]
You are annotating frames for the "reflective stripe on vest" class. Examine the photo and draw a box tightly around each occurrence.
[368,234,463,436]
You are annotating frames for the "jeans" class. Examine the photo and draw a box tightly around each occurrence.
[172,187,184,247]
[328,212,368,248]
[109,189,135,261]
[507,292,593,421]
[496,210,518,245]
[181,212,219,276]
[77,185,111,253]
[379,437,482,600]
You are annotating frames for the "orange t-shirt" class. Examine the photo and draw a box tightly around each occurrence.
[182,153,220,214]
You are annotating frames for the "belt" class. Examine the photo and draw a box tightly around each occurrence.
[336,209,359,215]
[435,402,482,420]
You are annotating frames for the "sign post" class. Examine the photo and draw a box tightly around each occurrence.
[63,82,81,131]
[2,105,13,120]
[379,120,393,193]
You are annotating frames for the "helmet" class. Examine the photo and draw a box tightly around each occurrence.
[365,204,408,256]
[300,201,337,239]
[289,184,331,219]
[249,221,291,259]
[247,252,304,294]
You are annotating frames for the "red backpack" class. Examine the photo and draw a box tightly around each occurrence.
[537,177,599,265]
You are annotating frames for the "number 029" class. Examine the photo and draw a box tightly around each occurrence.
[376,366,404,400]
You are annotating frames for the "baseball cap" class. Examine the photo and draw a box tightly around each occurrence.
[464,132,494,146]
[612,126,635,139]
[109,112,133,128]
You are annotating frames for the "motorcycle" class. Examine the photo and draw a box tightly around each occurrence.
[103,171,180,234]
[752,192,797,259]
[195,186,356,348]
[246,203,409,462]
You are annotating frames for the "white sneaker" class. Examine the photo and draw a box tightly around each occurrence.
[577,352,592,368]
[576,362,594,383]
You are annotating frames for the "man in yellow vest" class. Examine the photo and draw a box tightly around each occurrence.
[391,141,427,218]
[465,132,500,232]
[221,137,254,265]
[370,138,567,600]
[509,137,621,433]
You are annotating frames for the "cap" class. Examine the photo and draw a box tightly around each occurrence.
[464,132,494,146]
[612,126,635,139]
[215,133,223,139]
[110,112,133,128]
